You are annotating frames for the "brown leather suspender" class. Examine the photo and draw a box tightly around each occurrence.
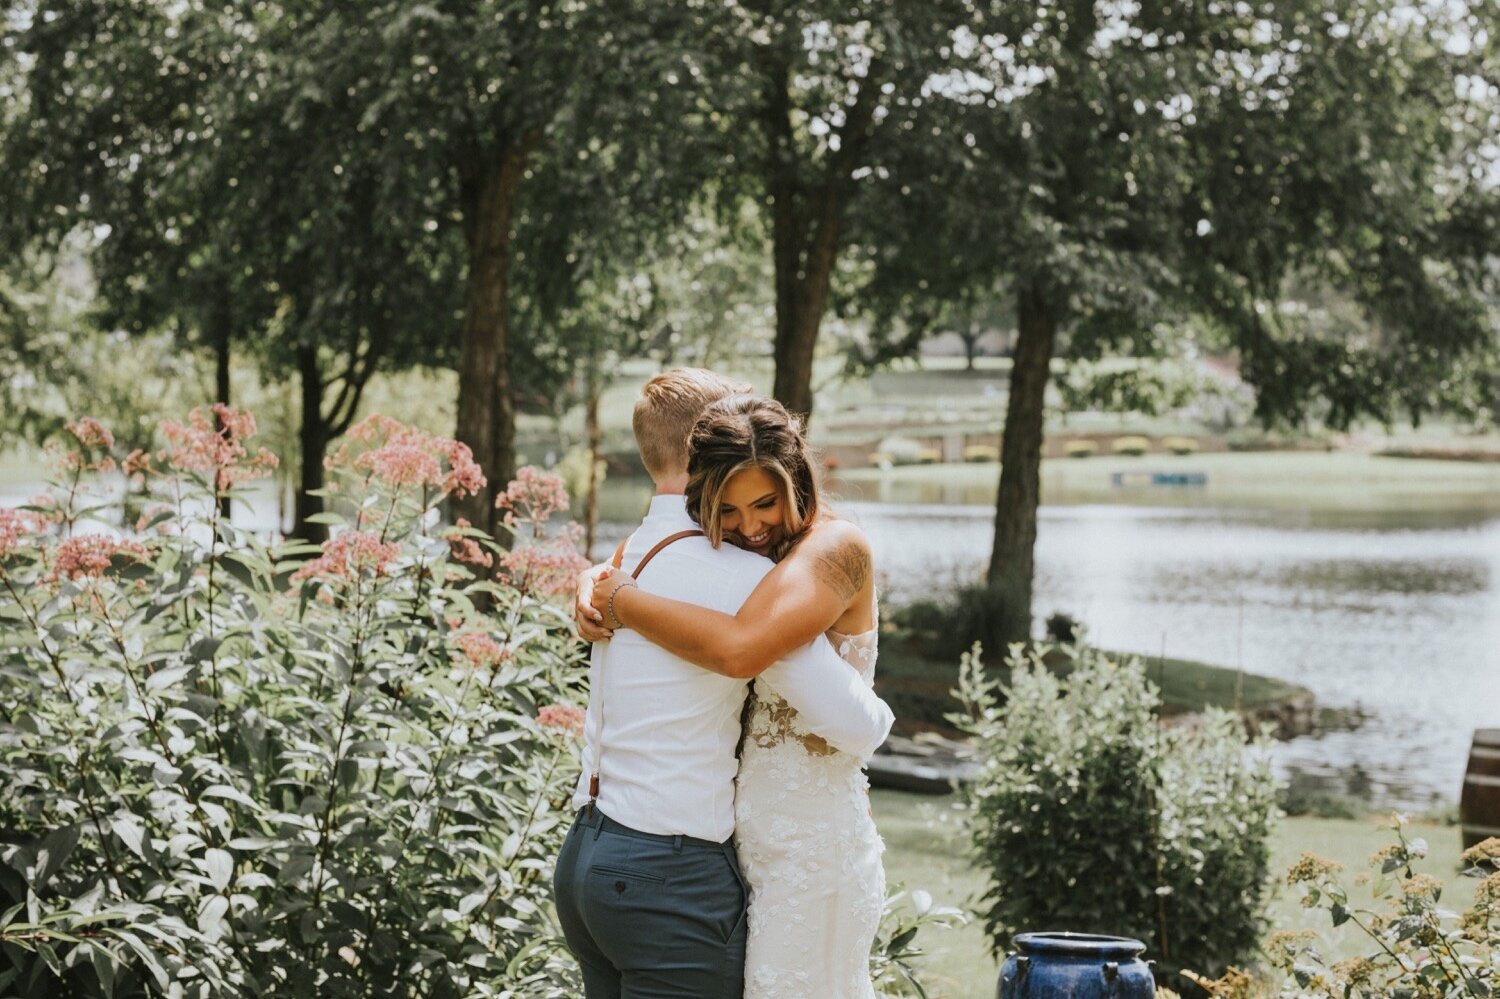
[609,529,703,576]
[588,528,705,811]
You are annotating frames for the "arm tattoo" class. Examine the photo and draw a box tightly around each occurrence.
[811,538,871,602]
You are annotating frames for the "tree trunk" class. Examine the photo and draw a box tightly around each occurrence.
[213,323,231,408]
[986,278,1058,647]
[294,343,329,545]
[963,323,980,371]
[768,171,851,424]
[763,59,882,427]
[771,294,825,422]
[583,386,601,560]
[210,298,233,521]
[452,142,531,538]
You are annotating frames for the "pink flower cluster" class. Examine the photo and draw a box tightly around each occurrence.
[329,415,485,500]
[289,530,402,585]
[134,503,175,534]
[67,418,115,451]
[0,507,47,561]
[495,466,571,534]
[500,533,590,598]
[46,534,150,582]
[159,404,278,492]
[538,703,587,736]
[49,417,119,474]
[454,631,512,668]
[123,449,152,478]
[442,518,494,568]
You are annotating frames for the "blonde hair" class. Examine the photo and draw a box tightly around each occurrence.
[633,368,753,479]
[685,395,821,562]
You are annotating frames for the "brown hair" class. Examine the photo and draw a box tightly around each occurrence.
[632,368,753,479]
[684,395,822,562]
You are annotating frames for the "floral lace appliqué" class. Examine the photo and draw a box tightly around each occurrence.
[734,617,884,999]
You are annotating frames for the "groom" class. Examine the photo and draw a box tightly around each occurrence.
[553,368,894,999]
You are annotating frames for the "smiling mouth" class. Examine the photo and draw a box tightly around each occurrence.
[741,529,772,547]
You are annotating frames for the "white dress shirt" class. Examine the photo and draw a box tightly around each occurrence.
[570,495,895,841]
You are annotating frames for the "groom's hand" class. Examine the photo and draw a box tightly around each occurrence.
[573,563,615,642]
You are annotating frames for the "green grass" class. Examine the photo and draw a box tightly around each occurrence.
[1111,652,1303,714]
[874,789,1475,999]
[0,450,50,489]
[874,640,1308,737]
[834,450,1500,514]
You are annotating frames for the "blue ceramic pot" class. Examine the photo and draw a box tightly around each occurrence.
[997,932,1155,998]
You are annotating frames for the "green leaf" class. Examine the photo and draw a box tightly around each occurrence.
[201,784,259,809]
[197,894,229,936]
[109,815,147,861]
[201,848,234,892]
[88,941,117,995]
[101,928,170,991]
[145,663,193,691]
[32,825,80,891]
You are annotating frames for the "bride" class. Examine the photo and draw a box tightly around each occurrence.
[588,393,886,999]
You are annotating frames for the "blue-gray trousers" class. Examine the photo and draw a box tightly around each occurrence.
[553,807,748,998]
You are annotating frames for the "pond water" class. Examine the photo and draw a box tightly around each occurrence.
[597,471,1500,811]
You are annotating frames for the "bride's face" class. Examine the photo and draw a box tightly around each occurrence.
[718,466,785,556]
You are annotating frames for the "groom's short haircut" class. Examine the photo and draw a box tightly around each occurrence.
[634,368,752,478]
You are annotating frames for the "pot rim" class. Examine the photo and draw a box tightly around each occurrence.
[1013,932,1147,959]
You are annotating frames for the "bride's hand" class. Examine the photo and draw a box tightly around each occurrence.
[590,568,636,626]
[573,563,615,642]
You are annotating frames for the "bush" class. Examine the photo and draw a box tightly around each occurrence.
[1189,825,1500,999]
[1044,611,1083,643]
[954,644,1278,984]
[1065,439,1100,458]
[1112,435,1152,456]
[0,411,588,997]
[916,447,943,464]
[1275,783,1367,820]
[892,581,1017,663]
[964,444,999,463]
[1164,436,1200,455]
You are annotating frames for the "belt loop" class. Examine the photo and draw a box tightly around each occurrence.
[672,834,684,855]
[593,814,604,840]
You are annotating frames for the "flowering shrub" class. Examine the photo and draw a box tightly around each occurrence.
[494,466,590,598]
[1187,824,1500,998]
[954,643,1279,984]
[0,410,586,997]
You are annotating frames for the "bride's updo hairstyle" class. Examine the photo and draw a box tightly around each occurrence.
[684,395,822,562]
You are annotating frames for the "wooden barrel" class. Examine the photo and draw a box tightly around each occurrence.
[1461,728,1500,850]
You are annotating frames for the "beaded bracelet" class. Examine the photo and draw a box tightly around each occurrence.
[606,580,639,630]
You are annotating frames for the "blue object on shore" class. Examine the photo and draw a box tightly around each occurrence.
[1110,471,1208,488]
[997,932,1156,998]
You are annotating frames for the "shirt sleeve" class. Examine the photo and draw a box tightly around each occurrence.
[756,636,894,761]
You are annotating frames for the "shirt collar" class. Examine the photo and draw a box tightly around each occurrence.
[644,493,697,531]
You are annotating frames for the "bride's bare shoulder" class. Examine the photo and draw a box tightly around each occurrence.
[793,519,872,602]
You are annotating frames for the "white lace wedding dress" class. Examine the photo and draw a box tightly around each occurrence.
[734,618,886,999]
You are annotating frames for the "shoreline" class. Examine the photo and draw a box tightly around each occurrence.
[869,642,1321,795]
[875,640,1317,741]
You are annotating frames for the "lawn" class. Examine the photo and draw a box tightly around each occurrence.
[834,450,1500,515]
[873,788,1475,999]
[874,638,1309,738]
[0,449,50,489]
